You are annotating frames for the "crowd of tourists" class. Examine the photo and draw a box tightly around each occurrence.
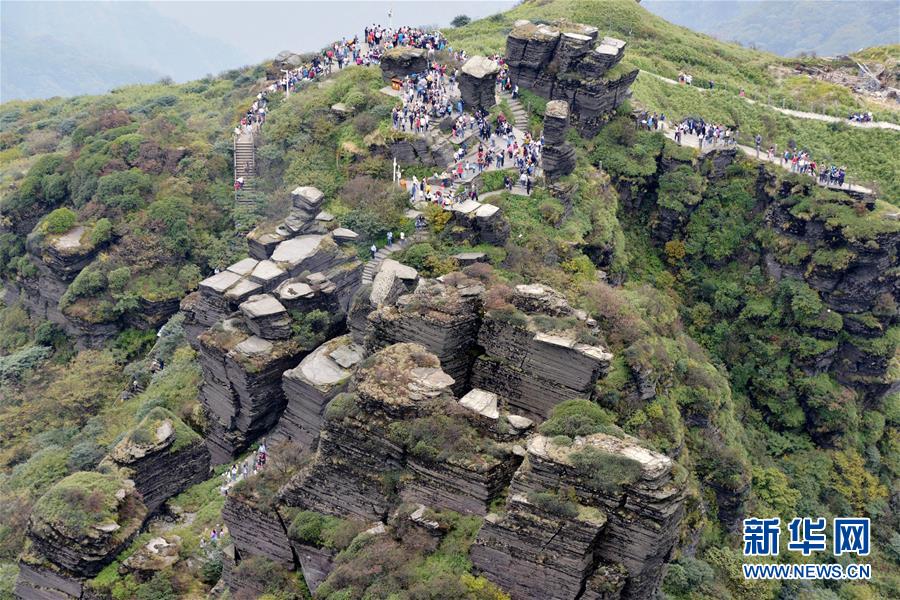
[390,64,459,133]
[672,117,737,148]
[848,111,874,123]
[669,117,853,188]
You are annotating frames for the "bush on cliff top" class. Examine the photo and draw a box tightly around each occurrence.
[42,207,77,234]
[569,446,644,494]
[30,471,145,539]
[539,399,623,439]
[288,511,365,551]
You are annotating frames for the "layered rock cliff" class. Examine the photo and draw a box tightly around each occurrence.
[505,20,637,137]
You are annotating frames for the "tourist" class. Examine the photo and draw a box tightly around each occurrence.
[387,231,393,246]
[370,244,377,259]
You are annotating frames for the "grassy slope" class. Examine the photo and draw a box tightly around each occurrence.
[445,0,900,195]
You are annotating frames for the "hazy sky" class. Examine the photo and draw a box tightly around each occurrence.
[152,0,517,64]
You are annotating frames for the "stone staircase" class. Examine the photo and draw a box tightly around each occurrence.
[234,133,260,208]
[361,236,416,285]
[499,91,529,131]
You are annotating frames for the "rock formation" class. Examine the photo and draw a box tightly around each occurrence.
[279,343,522,520]
[272,334,365,449]
[541,100,577,180]
[16,472,148,599]
[367,277,484,393]
[471,433,685,600]
[446,199,511,246]
[101,407,210,515]
[380,47,428,81]
[505,20,637,137]
[472,284,613,420]
[460,56,500,111]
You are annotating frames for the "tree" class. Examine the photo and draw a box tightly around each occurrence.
[451,14,471,27]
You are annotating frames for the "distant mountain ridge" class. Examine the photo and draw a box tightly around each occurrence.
[1,1,245,100]
[643,0,899,57]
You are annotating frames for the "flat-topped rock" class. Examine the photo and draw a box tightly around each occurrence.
[315,211,334,222]
[200,270,242,295]
[250,260,286,283]
[461,55,500,79]
[227,258,259,277]
[291,186,325,208]
[53,226,85,250]
[225,278,263,302]
[271,234,324,265]
[528,433,673,481]
[460,388,499,420]
[545,99,569,119]
[234,336,274,356]
[240,294,287,319]
[507,414,534,431]
[295,341,359,387]
[332,228,359,243]
[452,199,482,214]
[474,203,500,218]
[329,343,364,369]
[596,36,626,56]
[277,280,314,302]
[453,252,487,267]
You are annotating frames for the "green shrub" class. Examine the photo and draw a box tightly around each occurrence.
[89,218,113,246]
[289,511,364,550]
[540,399,621,438]
[107,267,132,293]
[44,207,77,234]
[527,491,578,518]
[569,446,643,493]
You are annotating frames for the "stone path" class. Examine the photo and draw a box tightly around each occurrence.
[234,129,260,208]
[361,235,416,285]
[638,70,900,132]
[498,90,529,131]
[661,124,874,196]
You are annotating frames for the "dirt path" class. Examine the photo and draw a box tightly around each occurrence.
[638,70,900,132]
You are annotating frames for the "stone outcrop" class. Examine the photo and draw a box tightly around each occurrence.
[272,334,365,449]
[446,199,510,246]
[191,219,359,463]
[222,493,296,569]
[472,284,612,420]
[16,472,148,598]
[367,277,484,393]
[380,47,428,81]
[279,343,522,520]
[6,225,119,349]
[460,56,499,111]
[198,317,312,464]
[761,176,900,405]
[240,294,292,339]
[471,433,685,600]
[505,20,637,137]
[102,408,209,515]
[541,100,577,180]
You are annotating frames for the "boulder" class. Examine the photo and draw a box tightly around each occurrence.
[380,47,428,81]
[460,56,499,111]
[240,293,292,340]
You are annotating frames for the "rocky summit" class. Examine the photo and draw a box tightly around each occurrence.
[1,1,897,599]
